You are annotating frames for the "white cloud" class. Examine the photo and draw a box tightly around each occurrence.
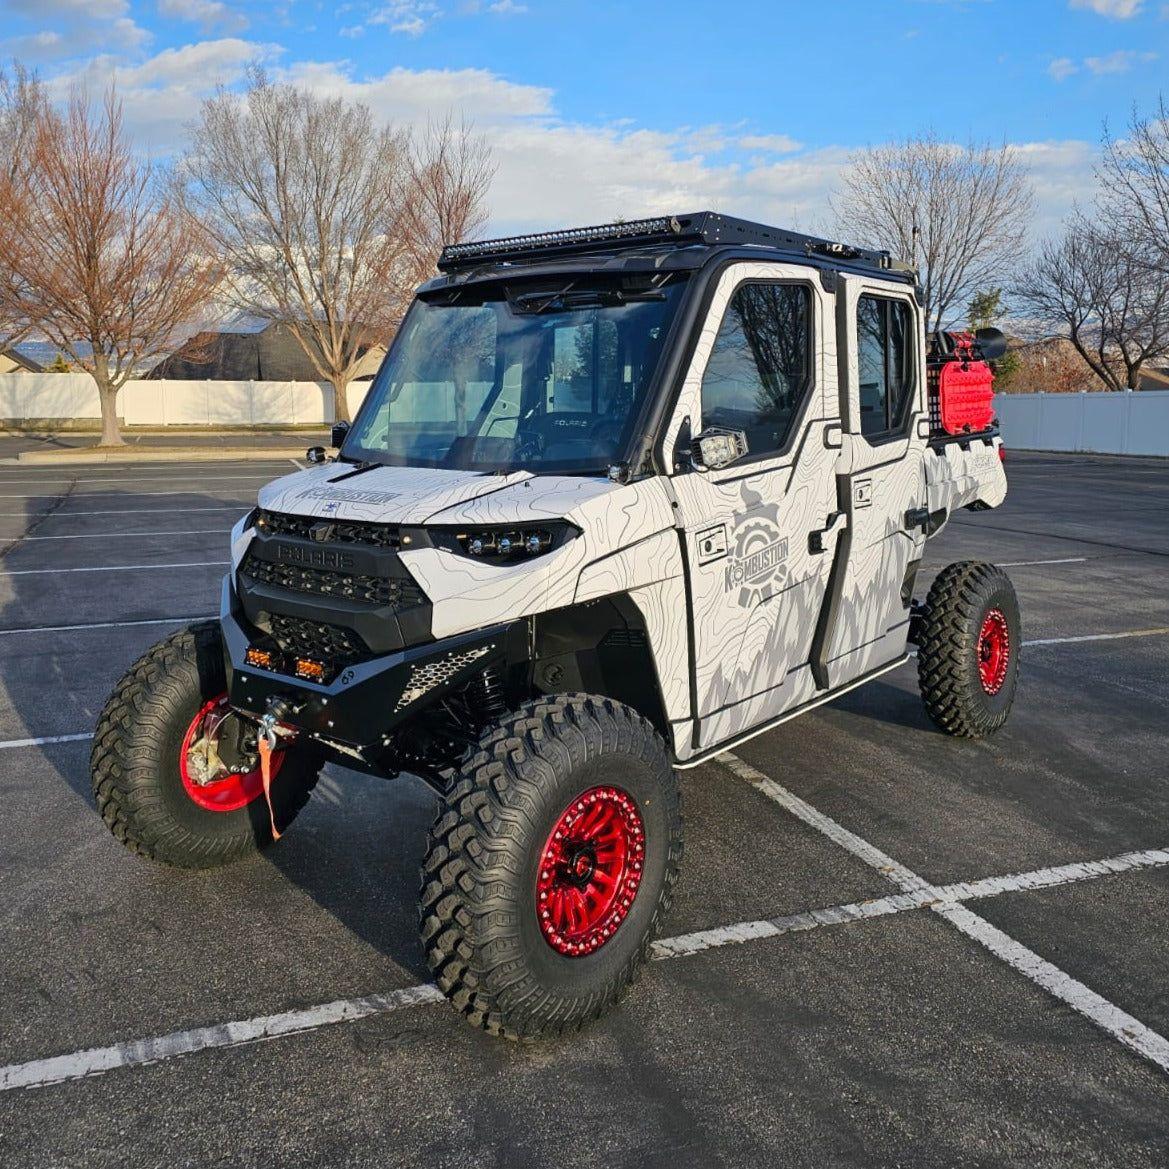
[1048,47,1157,78]
[157,0,249,34]
[106,38,268,89]
[2,0,129,15]
[739,134,803,154]
[1069,0,1144,15]
[277,61,554,122]
[1084,48,1158,72]
[49,39,281,153]
[369,1,440,35]
[487,0,528,12]
[0,0,150,60]
[39,52,1095,249]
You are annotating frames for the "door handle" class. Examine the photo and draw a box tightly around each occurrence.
[905,506,930,532]
[905,506,946,535]
[809,512,846,554]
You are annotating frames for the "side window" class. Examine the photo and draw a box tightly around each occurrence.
[700,282,812,457]
[856,295,915,439]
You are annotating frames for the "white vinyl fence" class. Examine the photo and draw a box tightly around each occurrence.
[994,390,1169,456]
[3,373,1167,455]
[0,373,372,427]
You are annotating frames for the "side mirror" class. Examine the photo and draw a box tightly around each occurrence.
[305,446,327,464]
[691,427,749,472]
[331,420,351,449]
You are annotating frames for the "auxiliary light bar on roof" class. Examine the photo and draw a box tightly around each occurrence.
[437,215,688,271]
[436,210,909,276]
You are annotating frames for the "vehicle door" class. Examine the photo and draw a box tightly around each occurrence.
[662,262,842,755]
[814,274,929,689]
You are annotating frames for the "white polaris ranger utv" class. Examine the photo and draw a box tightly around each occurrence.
[91,212,1019,1039]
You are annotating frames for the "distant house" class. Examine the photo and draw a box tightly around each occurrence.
[147,319,387,382]
[1137,366,1169,392]
[0,347,44,373]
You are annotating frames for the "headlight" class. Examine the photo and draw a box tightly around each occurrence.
[429,521,579,563]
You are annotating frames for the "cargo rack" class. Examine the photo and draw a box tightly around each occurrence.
[438,210,912,276]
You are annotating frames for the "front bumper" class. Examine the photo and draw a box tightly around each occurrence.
[220,577,515,753]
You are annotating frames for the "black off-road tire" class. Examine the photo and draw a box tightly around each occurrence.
[90,622,323,869]
[917,561,1021,738]
[420,693,683,1040]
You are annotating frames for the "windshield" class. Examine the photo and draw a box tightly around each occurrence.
[343,275,688,473]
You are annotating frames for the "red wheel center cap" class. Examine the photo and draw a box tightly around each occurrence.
[569,848,595,883]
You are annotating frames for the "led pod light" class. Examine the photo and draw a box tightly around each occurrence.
[429,521,580,563]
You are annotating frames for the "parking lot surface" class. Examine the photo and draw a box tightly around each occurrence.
[0,451,1166,1168]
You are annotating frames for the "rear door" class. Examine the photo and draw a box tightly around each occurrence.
[662,262,842,755]
[814,274,929,689]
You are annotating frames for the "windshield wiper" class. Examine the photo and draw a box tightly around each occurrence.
[509,287,666,314]
[328,458,383,482]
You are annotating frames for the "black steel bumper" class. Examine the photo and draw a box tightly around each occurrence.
[220,576,516,752]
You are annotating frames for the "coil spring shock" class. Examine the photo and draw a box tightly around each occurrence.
[469,666,507,724]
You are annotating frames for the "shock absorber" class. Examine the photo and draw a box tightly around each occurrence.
[470,666,507,723]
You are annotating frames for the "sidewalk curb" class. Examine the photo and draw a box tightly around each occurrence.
[10,447,311,466]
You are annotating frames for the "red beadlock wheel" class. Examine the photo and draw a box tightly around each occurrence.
[917,562,1020,739]
[420,694,683,1039]
[536,785,646,957]
[977,609,1011,696]
[179,693,282,812]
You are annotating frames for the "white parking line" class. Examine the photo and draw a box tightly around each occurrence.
[0,475,274,487]
[0,507,247,518]
[0,561,229,576]
[0,616,213,636]
[20,530,231,541]
[1025,627,1169,647]
[3,837,1168,1091]
[998,557,1088,567]
[719,752,1169,1075]
[0,626,1161,749]
[0,491,253,500]
[0,732,93,750]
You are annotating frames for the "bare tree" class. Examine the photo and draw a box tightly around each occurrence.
[0,90,223,445]
[0,63,47,350]
[1100,97,1169,274]
[1007,338,1099,395]
[1012,215,1169,391]
[833,133,1033,332]
[182,75,494,423]
[397,116,494,293]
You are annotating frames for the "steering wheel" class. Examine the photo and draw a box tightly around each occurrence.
[513,428,545,463]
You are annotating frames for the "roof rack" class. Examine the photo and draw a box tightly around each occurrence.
[437,210,907,275]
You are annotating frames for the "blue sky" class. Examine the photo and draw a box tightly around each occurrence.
[1,0,1165,237]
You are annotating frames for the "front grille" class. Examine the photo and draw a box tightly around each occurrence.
[240,549,426,608]
[267,613,371,668]
[257,509,402,549]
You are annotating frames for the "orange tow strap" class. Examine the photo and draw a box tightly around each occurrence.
[258,732,281,841]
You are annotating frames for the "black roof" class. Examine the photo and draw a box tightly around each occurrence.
[1,346,44,372]
[147,320,384,381]
[437,210,910,278]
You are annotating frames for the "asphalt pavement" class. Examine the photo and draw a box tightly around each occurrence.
[0,451,1166,1168]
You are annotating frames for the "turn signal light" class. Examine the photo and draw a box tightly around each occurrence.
[245,648,273,669]
[294,658,326,682]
